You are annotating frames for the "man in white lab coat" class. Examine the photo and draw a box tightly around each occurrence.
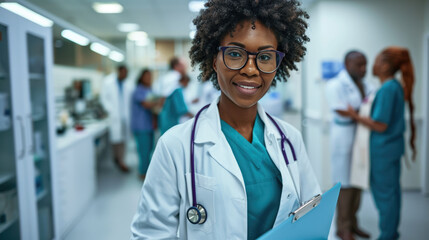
[153,57,187,98]
[100,65,133,172]
[326,51,371,240]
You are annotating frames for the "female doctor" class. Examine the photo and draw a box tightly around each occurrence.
[130,0,321,239]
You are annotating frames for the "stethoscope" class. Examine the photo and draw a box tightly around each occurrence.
[186,104,299,224]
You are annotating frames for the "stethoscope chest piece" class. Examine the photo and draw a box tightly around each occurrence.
[187,204,207,224]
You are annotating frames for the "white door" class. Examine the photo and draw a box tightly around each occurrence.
[22,19,56,240]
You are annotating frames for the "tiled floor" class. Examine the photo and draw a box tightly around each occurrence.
[65,142,429,240]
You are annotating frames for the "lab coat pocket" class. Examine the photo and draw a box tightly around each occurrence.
[185,173,216,235]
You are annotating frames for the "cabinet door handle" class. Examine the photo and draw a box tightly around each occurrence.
[27,115,34,154]
[17,116,26,159]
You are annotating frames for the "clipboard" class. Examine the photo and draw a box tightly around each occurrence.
[258,183,341,240]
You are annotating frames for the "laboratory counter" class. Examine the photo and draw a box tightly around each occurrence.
[54,120,109,238]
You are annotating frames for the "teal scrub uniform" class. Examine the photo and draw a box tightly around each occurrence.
[370,79,405,240]
[159,88,188,134]
[221,114,282,240]
[134,131,154,174]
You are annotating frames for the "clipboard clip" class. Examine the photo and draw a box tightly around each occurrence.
[289,194,322,223]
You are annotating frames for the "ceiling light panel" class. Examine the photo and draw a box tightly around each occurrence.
[93,2,123,14]
[118,23,139,32]
[188,1,205,12]
[189,30,196,39]
[0,3,54,27]
[61,29,90,46]
[109,51,124,62]
[127,31,148,41]
[90,42,110,56]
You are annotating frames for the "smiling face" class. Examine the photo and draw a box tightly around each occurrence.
[213,20,278,110]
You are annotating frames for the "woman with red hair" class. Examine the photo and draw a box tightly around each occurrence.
[347,47,416,240]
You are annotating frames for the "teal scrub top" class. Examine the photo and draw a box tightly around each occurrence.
[370,79,405,160]
[159,88,188,134]
[221,114,282,240]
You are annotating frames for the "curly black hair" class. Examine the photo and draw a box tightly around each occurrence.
[189,0,309,89]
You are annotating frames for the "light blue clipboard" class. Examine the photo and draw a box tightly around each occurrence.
[258,183,341,240]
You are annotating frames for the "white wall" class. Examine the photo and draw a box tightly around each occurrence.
[426,0,429,34]
[304,0,427,190]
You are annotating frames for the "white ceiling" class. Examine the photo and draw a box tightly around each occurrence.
[25,0,198,40]
[24,0,316,43]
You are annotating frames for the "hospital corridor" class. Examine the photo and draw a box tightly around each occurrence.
[1,0,429,240]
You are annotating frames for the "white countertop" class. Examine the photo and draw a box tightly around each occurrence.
[56,120,109,151]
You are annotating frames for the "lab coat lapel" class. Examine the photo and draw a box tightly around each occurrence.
[341,70,363,103]
[193,100,245,186]
[258,105,301,225]
[258,105,281,168]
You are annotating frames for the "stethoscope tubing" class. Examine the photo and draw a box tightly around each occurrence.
[188,104,299,223]
[190,104,210,207]
[265,113,297,164]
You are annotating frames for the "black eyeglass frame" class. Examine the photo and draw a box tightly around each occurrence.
[218,46,286,74]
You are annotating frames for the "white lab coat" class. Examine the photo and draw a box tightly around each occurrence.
[350,92,375,190]
[130,98,321,240]
[325,70,371,187]
[100,73,133,143]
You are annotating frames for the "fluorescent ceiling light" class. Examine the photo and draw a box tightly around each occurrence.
[188,1,205,12]
[189,30,196,39]
[109,51,124,62]
[61,29,90,46]
[118,23,139,32]
[127,31,148,41]
[93,2,123,14]
[0,3,53,27]
[90,42,110,56]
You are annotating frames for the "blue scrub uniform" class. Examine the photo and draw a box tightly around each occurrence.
[159,88,188,134]
[370,79,405,240]
[131,85,155,175]
[221,114,282,240]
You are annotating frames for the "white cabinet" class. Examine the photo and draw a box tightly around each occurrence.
[56,136,95,238]
[0,8,57,240]
[54,121,107,238]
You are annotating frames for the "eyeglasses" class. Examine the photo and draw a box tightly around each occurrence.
[218,46,285,74]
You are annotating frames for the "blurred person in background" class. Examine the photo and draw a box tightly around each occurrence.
[158,74,193,134]
[325,51,372,240]
[131,69,157,181]
[153,57,187,98]
[346,47,416,240]
[101,65,133,172]
[192,78,220,109]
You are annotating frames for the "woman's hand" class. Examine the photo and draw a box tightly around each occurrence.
[346,105,359,120]
[346,105,388,132]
